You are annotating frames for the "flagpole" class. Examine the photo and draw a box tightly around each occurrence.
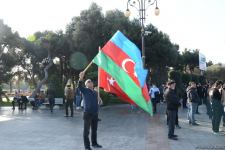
[98,46,101,100]
[83,61,93,74]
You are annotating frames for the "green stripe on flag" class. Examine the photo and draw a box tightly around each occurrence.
[93,51,153,115]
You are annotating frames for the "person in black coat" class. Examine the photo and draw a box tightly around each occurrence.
[210,80,223,134]
[164,80,180,140]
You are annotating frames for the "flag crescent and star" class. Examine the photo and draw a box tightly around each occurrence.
[93,30,153,115]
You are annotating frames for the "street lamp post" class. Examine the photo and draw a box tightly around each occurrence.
[125,0,160,67]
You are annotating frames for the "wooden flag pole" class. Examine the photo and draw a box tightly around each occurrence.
[97,46,101,100]
[82,46,101,74]
[82,61,93,74]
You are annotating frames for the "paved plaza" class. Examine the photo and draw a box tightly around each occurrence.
[0,104,225,150]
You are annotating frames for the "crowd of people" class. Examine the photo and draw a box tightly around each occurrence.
[10,76,225,148]
[149,80,225,140]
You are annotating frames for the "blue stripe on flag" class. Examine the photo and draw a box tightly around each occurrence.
[110,31,147,87]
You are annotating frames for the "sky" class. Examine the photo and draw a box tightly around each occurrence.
[0,0,224,64]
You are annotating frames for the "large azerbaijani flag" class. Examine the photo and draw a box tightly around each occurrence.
[93,31,152,115]
[99,68,136,105]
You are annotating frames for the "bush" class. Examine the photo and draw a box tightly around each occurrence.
[47,74,64,98]
[100,89,126,105]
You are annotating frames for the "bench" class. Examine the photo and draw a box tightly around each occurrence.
[42,98,64,105]
[27,97,64,109]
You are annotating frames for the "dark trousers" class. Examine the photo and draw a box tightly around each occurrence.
[23,102,27,109]
[49,98,55,112]
[206,98,212,119]
[168,110,176,137]
[12,101,16,109]
[196,105,199,113]
[83,112,98,149]
[18,100,23,109]
[223,106,225,125]
[166,109,179,125]
[182,97,187,108]
[212,100,223,132]
[152,98,157,114]
[175,109,179,125]
[65,100,74,116]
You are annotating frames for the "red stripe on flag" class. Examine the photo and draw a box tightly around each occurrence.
[102,41,140,86]
[99,68,136,105]
[102,41,150,102]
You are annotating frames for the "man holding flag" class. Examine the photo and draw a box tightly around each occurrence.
[77,30,152,149]
[78,72,102,150]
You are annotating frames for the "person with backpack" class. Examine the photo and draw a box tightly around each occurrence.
[65,84,74,117]
[149,84,160,114]
[187,81,200,126]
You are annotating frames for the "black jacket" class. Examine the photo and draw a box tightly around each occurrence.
[186,87,200,103]
[211,88,221,101]
[164,88,180,111]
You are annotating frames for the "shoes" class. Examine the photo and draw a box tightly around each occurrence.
[192,122,199,126]
[168,136,178,140]
[70,115,73,117]
[85,148,92,150]
[196,112,200,115]
[176,125,181,129]
[213,131,224,136]
[92,144,102,148]
[172,134,178,137]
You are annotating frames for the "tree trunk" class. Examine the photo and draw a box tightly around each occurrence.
[9,81,13,93]
[3,93,10,102]
[30,49,53,98]
[0,94,2,102]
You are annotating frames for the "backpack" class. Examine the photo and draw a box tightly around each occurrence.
[154,91,160,103]
[66,88,74,100]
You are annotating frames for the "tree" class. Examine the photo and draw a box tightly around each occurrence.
[206,60,213,67]
[66,3,104,61]
[0,20,21,84]
[205,64,225,82]
[144,25,180,85]
[0,20,21,102]
[182,49,199,74]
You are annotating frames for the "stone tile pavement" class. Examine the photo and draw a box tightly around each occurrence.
[0,103,224,150]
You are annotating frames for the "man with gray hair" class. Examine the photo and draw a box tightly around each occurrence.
[78,71,102,150]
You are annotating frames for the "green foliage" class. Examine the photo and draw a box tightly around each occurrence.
[47,74,64,98]
[0,20,21,84]
[206,64,225,82]
[100,89,126,105]
[182,49,199,73]
[181,73,191,85]
[145,25,179,68]
[168,70,183,97]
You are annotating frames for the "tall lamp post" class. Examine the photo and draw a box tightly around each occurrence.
[125,0,160,67]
